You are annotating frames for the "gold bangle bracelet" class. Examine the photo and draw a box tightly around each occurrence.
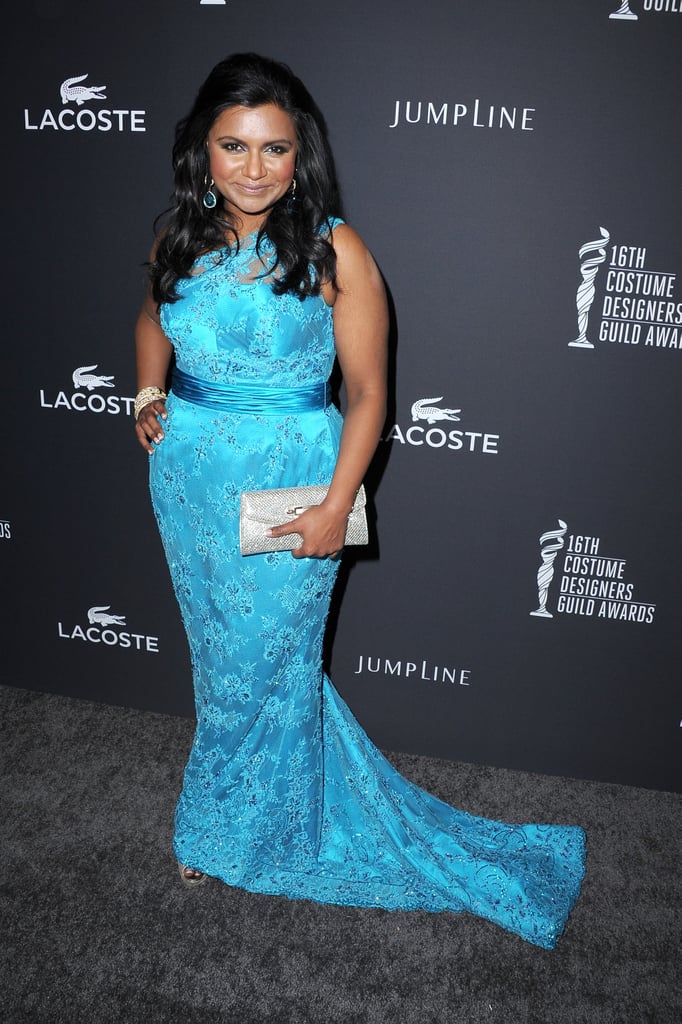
[134,387,167,420]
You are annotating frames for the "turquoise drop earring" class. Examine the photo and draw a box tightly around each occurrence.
[203,177,217,209]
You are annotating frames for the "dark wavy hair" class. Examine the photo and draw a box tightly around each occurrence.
[150,53,341,305]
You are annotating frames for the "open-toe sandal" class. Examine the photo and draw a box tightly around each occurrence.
[178,862,208,887]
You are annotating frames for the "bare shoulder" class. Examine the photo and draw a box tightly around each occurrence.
[329,222,369,261]
[329,223,382,290]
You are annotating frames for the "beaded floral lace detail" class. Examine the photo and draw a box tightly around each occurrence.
[160,233,336,388]
[150,225,585,950]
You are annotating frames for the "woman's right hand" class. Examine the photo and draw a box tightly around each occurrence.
[135,400,168,454]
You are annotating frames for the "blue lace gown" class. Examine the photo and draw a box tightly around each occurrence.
[149,224,585,950]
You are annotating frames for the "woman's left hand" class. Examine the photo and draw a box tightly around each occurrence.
[266,502,349,559]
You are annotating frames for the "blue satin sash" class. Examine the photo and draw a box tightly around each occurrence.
[172,367,330,415]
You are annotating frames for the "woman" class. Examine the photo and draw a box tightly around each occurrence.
[135,53,585,949]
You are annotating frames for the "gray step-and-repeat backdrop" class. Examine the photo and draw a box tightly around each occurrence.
[3,1,681,792]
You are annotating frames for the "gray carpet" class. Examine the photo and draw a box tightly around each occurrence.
[1,683,680,1024]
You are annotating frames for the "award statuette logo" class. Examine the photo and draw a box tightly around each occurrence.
[610,2,638,20]
[530,520,568,618]
[568,228,610,349]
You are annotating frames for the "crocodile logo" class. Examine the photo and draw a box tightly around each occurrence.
[87,606,126,627]
[60,75,107,106]
[72,365,115,390]
[411,397,461,424]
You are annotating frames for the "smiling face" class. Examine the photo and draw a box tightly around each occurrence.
[206,103,298,236]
